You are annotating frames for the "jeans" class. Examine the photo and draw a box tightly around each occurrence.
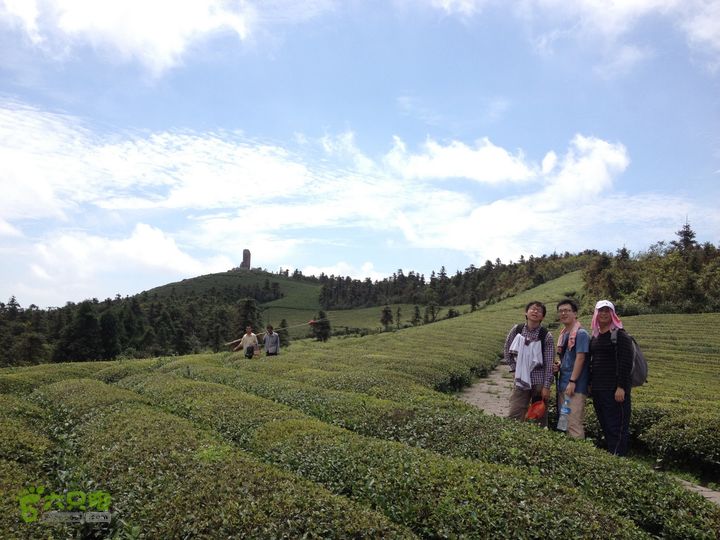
[592,389,631,456]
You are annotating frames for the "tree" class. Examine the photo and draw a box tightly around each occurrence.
[395,306,402,329]
[100,311,121,360]
[671,221,698,257]
[380,305,393,331]
[278,319,290,347]
[311,310,331,342]
[237,298,263,334]
[52,301,103,362]
[411,305,422,326]
[469,292,478,312]
[10,331,50,365]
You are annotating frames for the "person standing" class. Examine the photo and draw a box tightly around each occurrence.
[263,325,280,356]
[234,326,259,359]
[504,301,555,425]
[589,300,633,456]
[555,299,590,438]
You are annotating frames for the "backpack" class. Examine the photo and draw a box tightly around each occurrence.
[611,329,648,387]
[516,323,549,347]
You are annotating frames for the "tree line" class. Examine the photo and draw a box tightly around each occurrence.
[0,281,290,368]
[2,223,716,366]
[583,223,720,314]
[319,251,600,310]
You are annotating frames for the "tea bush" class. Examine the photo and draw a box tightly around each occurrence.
[175,364,720,538]
[27,379,417,539]
[117,373,642,539]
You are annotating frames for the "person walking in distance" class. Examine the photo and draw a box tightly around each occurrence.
[589,300,633,456]
[504,301,555,426]
[234,325,259,359]
[555,299,590,438]
[263,325,280,356]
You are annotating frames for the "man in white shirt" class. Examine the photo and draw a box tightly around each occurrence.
[234,326,259,358]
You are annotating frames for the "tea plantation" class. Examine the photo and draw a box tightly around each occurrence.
[2,273,719,538]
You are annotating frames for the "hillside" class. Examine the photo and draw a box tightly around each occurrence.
[2,272,719,538]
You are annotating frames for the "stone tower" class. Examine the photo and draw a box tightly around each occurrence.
[240,249,251,269]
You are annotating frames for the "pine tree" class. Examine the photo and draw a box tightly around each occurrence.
[278,319,290,347]
[100,311,121,360]
[380,305,393,331]
[411,305,422,326]
[53,301,103,362]
[237,298,263,334]
[312,310,331,342]
[671,221,698,259]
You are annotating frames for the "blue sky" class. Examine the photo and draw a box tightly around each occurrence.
[1,0,719,308]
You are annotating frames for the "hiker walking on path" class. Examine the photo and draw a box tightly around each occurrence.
[589,300,633,456]
[503,301,555,426]
[234,325,260,358]
[263,325,280,356]
[555,299,590,438]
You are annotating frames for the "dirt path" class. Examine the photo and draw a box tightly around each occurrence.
[457,365,720,507]
[456,364,514,417]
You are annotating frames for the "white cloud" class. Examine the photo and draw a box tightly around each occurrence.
[0,0,342,74]
[0,0,255,74]
[2,98,713,306]
[428,0,487,17]
[385,135,537,183]
[320,131,376,173]
[541,151,557,175]
[680,1,720,67]
[529,0,681,39]
[391,134,633,262]
[33,223,224,277]
[301,261,386,281]
[17,223,234,305]
[0,218,22,237]
[0,0,41,43]
[0,100,313,219]
[521,0,720,71]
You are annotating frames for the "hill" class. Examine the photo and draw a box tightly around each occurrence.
[2,272,719,538]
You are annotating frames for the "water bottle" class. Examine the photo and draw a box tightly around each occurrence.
[557,396,571,432]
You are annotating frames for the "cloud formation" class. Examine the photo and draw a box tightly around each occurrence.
[385,136,536,184]
[522,0,720,69]
[2,0,719,75]
[0,0,254,74]
[0,98,707,306]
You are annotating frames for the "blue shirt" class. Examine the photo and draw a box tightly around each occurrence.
[559,328,590,395]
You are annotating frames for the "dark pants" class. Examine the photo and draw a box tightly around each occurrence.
[592,389,631,456]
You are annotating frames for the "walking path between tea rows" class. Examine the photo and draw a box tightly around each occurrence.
[457,365,720,507]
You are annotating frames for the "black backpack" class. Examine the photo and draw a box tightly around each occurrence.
[611,329,648,387]
[515,323,549,350]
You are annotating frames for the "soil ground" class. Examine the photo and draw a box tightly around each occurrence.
[457,365,720,507]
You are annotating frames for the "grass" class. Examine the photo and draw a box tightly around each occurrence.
[1,270,719,538]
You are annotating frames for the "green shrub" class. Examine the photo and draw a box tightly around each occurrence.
[120,372,642,538]
[29,381,417,539]
[641,411,720,474]
[250,419,642,539]
[176,364,720,538]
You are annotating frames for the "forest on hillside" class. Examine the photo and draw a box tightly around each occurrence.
[1,224,717,367]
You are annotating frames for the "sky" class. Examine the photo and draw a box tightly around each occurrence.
[1,0,719,308]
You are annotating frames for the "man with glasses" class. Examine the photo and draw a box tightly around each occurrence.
[555,299,590,438]
[504,301,555,425]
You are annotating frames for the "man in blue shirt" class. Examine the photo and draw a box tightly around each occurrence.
[555,299,590,438]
